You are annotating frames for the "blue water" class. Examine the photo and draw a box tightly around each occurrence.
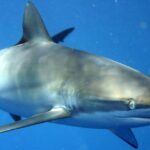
[0,0,150,149]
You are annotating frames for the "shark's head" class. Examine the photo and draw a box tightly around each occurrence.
[103,66,150,110]
[77,56,150,112]
[130,75,150,109]
[110,66,150,110]
[106,67,150,110]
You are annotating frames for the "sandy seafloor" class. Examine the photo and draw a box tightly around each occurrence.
[0,0,150,150]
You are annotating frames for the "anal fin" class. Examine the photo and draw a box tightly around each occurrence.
[0,107,70,133]
[110,128,138,149]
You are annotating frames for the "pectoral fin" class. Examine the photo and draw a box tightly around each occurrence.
[111,128,138,148]
[52,27,75,43]
[0,107,70,133]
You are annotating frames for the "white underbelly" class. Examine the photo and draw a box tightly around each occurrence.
[0,85,59,117]
[54,109,150,129]
[53,112,123,128]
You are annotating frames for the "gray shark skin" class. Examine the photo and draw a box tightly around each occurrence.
[0,1,150,149]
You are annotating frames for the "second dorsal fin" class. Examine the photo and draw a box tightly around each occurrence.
[20,1,52,43]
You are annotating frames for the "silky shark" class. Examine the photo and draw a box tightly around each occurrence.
[0,1,150,149]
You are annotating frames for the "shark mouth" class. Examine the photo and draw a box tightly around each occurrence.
[113,108,150,128]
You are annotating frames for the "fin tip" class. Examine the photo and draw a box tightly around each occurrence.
[26,1,35,9]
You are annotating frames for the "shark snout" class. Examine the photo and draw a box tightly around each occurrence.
[136,92,150,108]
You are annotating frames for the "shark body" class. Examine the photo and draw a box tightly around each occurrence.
[0,2,150,149]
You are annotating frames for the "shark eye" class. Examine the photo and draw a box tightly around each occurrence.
[128,98,136,110]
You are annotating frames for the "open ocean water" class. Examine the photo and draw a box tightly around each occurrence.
[0,0,150,150]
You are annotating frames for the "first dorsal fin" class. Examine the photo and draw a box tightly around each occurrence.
[20,1,52,43]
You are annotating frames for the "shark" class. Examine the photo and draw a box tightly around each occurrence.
[0,1,150,149]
